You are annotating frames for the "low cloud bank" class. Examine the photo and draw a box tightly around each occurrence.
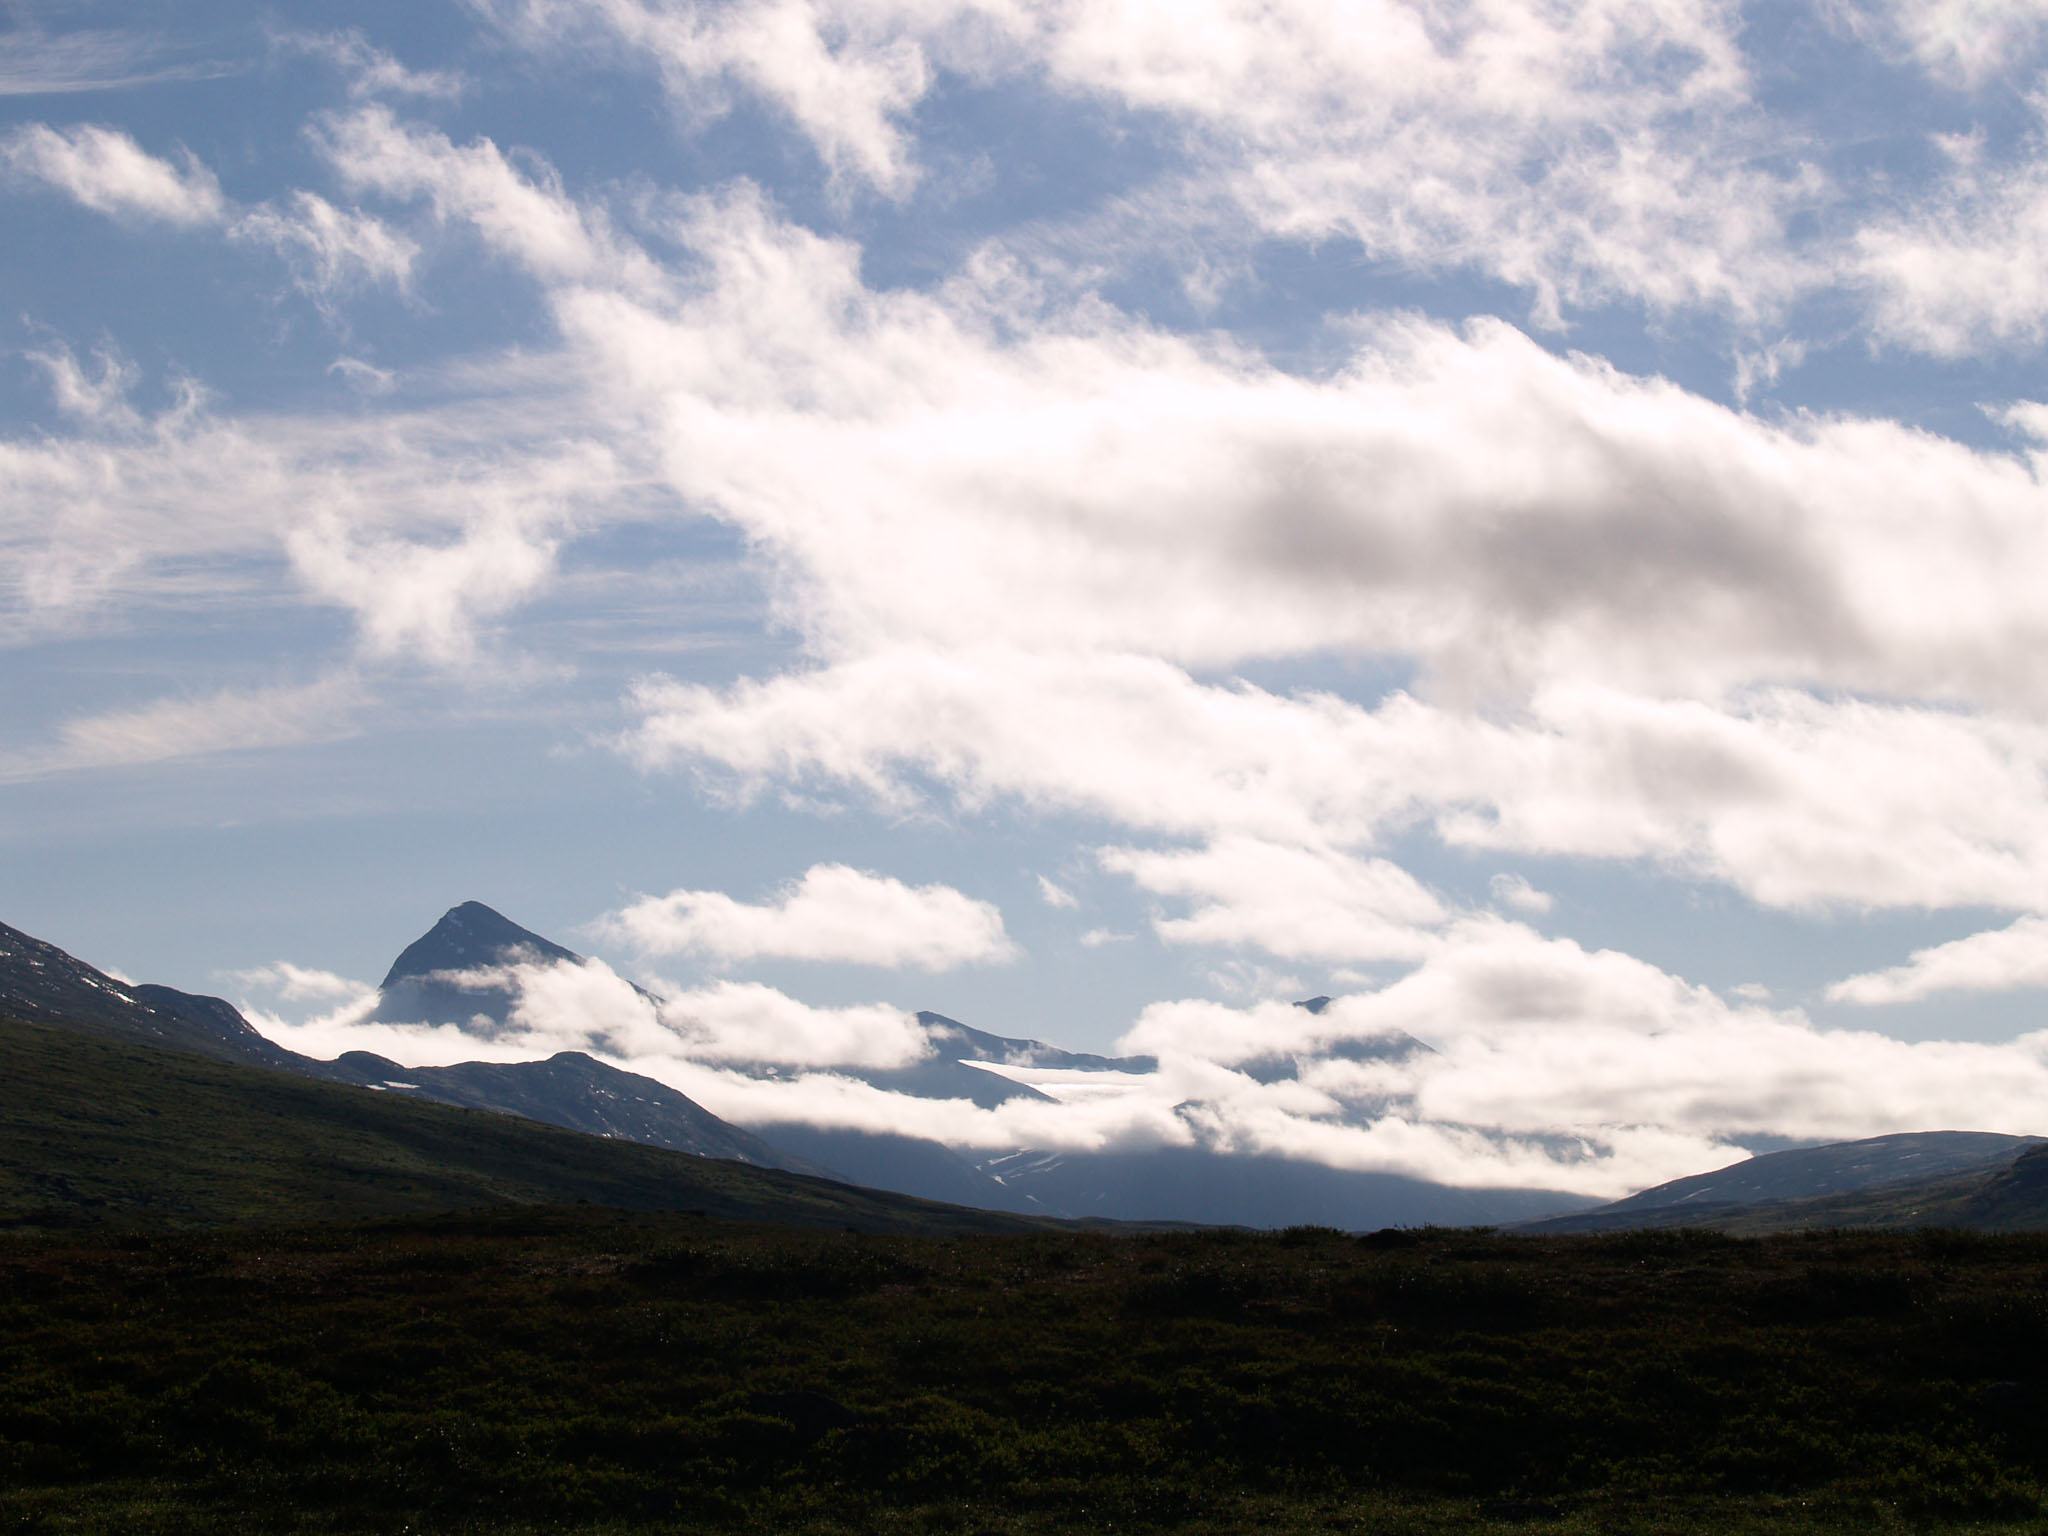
[240,922,2048,1200]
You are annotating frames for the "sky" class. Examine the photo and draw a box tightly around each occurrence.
[9,0,2048,1197]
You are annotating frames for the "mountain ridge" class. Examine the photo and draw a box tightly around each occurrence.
[0,1009,1039,1233]
[39,903,2041,1235]
[0,913,801,1173]
[1523,1130,2048,1234]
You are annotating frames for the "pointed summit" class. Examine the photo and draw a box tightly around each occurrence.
[372,902,583,1030]
[380,901,580,990]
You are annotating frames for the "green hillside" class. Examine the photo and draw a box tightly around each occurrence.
[0,1013,1035,1235]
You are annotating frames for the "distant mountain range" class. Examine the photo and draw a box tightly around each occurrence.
[0,910,796,1171]
[1524,1130,2048,1234]
[0,904,1595,1227]
[8,902,2047,1234]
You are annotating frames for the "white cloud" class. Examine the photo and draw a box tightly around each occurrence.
[596,862,1018,969]
[1102,837,1445,961]
[580,194,2048,709]
[0,674,366,782]
[1857,106,2048,355]
[0,30,233,97]
[550,193,2048,929]
[629,656,2048,920]
[1490,872,1555,914]
[1828,914,2048,1004]
[240,923,2048,1198]
[482,0,936,197]
[285,496,572,666]
[1113,918,2048,1188]
[229,961,374,1002]
[1,122,223,225]
[24,340,145,427]
[231,191,419,303]
[0,339,630,661]
[1036,874,1077,908]
[657,979,933,1067]
[329,356,398,394]
[317,104,660,291]
[1038,0,1812,324]
[1848,0,2048,88]
[497,0,1817,322]
[280,28,466,100]
[302,949,936,1070]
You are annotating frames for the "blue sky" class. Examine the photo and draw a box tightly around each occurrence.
[10,0,2048,1194]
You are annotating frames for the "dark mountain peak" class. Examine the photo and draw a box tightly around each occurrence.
[1294,996,1333,1015]
[380,902,581,989]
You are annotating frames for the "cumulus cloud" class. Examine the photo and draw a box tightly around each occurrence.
[1,122,224,224]
[1102,837,1446,961]
[596,863,1018,969]
[629,658,2048,920]
[1109,918,2048,1189]
[1828,915,2048,1004]
[540,190,2048,931]
[656,979,933,1067]
[578,193,2048,709]
[1490,873,1555,914]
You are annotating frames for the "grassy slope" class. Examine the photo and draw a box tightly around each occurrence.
[4,1219,2048,1534]
[0,1013,1036,1234]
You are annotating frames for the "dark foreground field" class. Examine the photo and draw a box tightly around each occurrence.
[4,1214,2048,1534]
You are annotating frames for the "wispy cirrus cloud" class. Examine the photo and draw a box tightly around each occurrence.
[485,0,1817,323]
[229,191,419,306]
[0,30,237,97]
[0,334,635,663]
[276,28,467,101]
[0,674,367,783]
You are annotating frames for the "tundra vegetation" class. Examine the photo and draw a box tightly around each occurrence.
[3,1211,2047,1534]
